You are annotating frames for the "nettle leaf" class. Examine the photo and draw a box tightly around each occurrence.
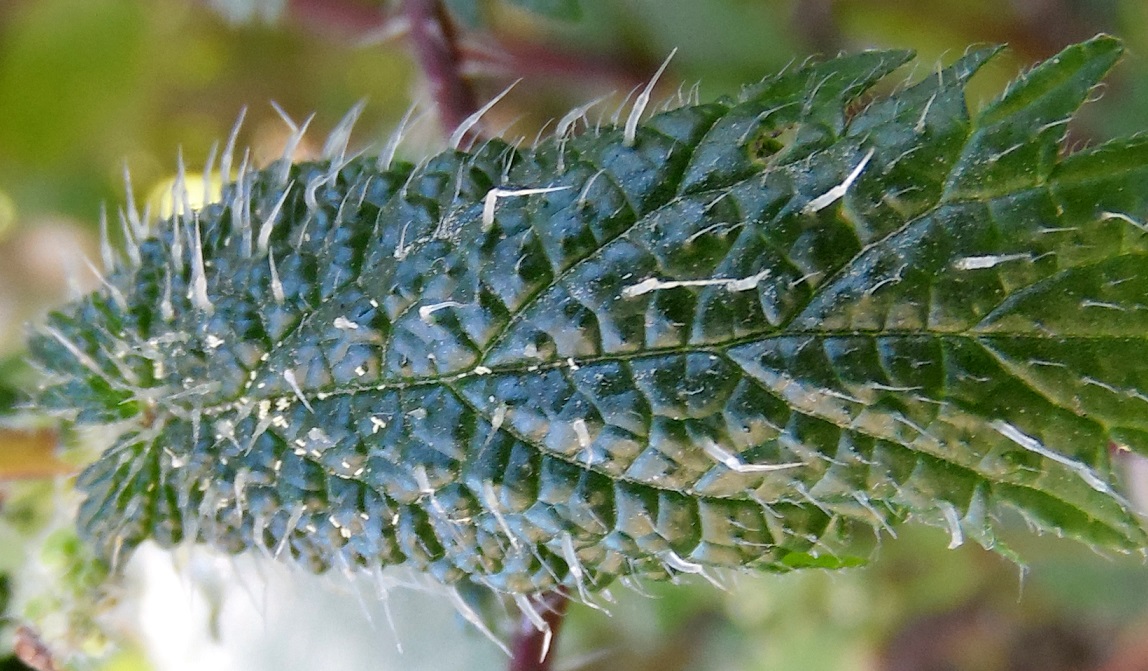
[27,36,1148,601]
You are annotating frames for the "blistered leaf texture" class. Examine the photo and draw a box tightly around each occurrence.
[28,36,1148,597]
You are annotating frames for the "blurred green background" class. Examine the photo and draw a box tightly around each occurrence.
[2,1,1148,670]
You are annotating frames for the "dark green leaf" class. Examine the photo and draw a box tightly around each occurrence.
[27,36,1148,602]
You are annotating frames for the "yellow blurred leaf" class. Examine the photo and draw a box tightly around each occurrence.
[0,429,72,480]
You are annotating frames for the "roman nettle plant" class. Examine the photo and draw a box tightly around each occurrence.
[22,5,1148,669]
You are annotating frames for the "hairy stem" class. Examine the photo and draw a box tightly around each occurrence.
[402,0,479,138]
[509,590,569,671]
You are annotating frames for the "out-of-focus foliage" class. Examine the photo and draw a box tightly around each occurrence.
[3,2,1148,671]
[445,0,584,24]
[0,356,25,418]
[500,0,582,21]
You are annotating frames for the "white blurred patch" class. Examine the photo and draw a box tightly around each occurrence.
[207,0,287,25]
[1122,452,1148,516]
[128,544,504,671]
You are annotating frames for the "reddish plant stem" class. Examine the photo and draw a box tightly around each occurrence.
[789,0,842,54]
[402,0,480,139]
[462,39,651,90]
[286,0,392,35]
[509,590,569,671]
[248,0,650,99]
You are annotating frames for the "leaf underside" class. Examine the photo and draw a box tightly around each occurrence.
[29,36,1148,597]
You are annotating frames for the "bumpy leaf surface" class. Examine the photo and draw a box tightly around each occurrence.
[28,36,1148,597]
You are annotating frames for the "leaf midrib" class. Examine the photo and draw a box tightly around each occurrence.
[192,329,1148,420]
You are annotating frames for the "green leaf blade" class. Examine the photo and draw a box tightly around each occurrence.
[944,35,1124,200]
[27,38,1148,600]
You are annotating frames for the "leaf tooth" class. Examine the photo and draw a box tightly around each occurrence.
[978,35,1122,128]
[740,48,913,123]
[946,36,1124,199]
